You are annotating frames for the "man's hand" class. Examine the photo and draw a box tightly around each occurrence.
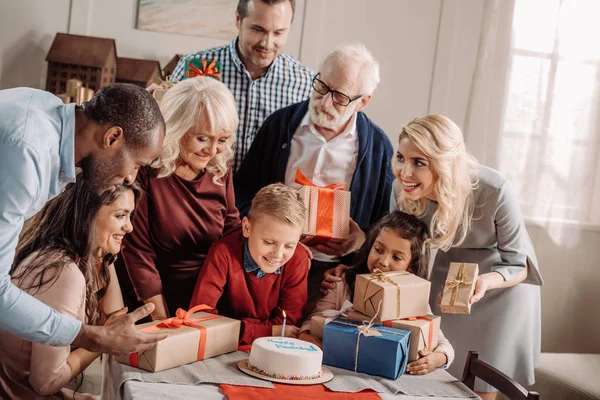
[406,349,447,375]
[272,324,300,338]
[298,331,322,348]
[312,218,365,256]
[145,83,161,94]
[73,303,168,356]
[320,264,349,295]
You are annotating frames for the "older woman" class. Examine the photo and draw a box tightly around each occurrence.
[390,115,542,399]
[116,76,240,320]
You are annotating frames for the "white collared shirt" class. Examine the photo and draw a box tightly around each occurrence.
[285,112,359,262]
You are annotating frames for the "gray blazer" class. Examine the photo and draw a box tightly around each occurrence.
[391,166,542,285]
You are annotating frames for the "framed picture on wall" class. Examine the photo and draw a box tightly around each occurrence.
[136,0,238,40]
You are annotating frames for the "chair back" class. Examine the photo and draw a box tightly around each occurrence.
[461,351,540,400]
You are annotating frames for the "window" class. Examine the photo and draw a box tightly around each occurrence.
[498,0,600,225]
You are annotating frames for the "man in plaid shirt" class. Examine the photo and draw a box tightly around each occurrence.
[170,0,313,171]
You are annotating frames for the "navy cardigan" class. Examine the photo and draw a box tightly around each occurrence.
[233,100,395,233]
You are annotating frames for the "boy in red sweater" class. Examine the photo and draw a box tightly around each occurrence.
[190,183,310,345]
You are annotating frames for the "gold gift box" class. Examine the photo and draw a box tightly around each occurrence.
[440,262,479,314]
[353,270,431,322]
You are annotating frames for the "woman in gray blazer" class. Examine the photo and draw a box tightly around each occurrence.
[390,115,542,399]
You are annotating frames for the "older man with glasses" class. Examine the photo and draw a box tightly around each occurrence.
[234,43,394,316]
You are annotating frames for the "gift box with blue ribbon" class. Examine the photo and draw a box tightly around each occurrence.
[322,318,410,379]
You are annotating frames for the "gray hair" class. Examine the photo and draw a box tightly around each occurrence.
[321,43,380,96]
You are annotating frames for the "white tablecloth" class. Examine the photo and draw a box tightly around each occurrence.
[118,380,478,400]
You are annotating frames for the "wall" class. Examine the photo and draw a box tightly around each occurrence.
[0,0,598,354]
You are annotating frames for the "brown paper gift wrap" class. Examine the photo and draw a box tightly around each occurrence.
[309,301,353,339]
[347,310,440,361]
[296,169,351,246]
[440,262,479,314]
[353,270,431,322]
[115,305,240,372]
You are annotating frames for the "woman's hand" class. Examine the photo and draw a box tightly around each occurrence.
[272,325,299,338]
[320,264,349,295]
[406,349,447,375]
[297,331,322,348]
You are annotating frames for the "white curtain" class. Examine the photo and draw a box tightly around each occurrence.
[463,0,600,228]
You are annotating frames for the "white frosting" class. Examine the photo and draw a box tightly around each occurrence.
[249,337,322,378]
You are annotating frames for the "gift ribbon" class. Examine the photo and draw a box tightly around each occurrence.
[185,59,222,79]
[128,304,221,368]
[332,302,409,373]
[383,316,434,350]
[362,269,410,320]
[295,169,346,241]
[321,300,353,325]
[444,263,473,313]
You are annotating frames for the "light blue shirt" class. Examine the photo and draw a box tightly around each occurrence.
[0,88,81,346]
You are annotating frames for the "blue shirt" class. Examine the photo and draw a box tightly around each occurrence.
[170,39,314,171]
[0,88,80,346]
[242,241,280,278]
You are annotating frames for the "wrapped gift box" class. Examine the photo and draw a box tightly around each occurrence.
[353,270,431,322]
[295,169,351,246]
[183,58,222,80]
[116,306,240,372]
[348,310,440,362]
[322,318,410,379]
[309,301,353,339]
[440,262,479,314]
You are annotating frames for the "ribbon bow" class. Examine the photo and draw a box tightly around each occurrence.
[444,263,473,313]
[321,300,354,322]
[362,269,410,320]
[185,59,222,79]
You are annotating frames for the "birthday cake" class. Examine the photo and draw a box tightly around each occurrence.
[247,337,323,380]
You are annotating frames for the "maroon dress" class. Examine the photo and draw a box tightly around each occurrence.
[115,166,241,316]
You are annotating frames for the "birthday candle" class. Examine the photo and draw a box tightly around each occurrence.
[281,310,287,337]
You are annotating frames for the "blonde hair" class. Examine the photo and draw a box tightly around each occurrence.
[152,76,239,183]
[247,183,306,229]
[322,42,380,95]
[393,115,479,251]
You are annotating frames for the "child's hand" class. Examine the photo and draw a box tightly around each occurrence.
[272,325,300,338]
[297,331,322,348]
[406,349,447,375]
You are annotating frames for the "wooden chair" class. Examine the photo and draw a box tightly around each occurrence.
[461,351,540,400]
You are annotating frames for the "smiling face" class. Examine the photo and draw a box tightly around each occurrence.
[178,116,232,175]
[242,214,303,274]
[367,229,413,274]
[395,136,438,201]
[236,0,293,77]
[94,189,135,255]
[309,59,368,134]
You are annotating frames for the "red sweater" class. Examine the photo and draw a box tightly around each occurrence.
[116,167,241,316]
[190,230,309,345]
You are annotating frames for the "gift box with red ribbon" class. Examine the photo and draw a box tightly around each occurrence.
[347,310,440,362]
[115,305,240,372]
[295,169,351,246]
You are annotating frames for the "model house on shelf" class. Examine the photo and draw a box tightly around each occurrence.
[45,32,117,95]
[116,57,163,88]
[163,54,182,79]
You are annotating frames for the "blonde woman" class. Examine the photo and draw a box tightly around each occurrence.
[390,115,542,399]
[115,76,241,320]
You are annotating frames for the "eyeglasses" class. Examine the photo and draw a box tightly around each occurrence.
[311,73,362,107]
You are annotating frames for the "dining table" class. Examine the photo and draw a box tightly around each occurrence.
[103,351,480,400]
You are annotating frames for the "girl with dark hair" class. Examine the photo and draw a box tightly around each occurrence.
[0,175,141,399]
[299,211,454,375]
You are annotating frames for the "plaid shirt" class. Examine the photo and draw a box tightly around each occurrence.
[171,39,314,170]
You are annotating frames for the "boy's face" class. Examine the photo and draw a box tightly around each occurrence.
[242,215,303,274]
